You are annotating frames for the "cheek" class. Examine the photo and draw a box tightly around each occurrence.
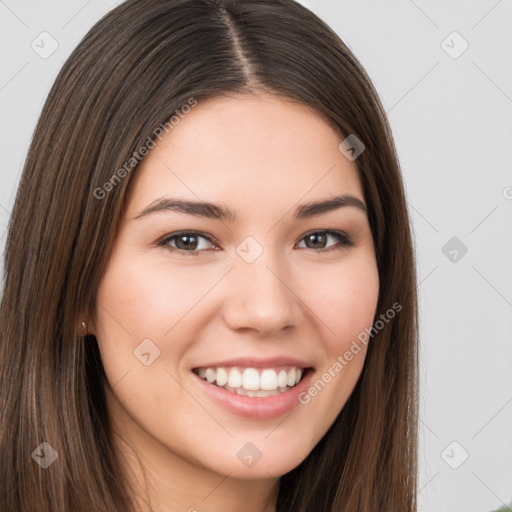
[93,252,227,394]
[95,254,215,341]
[305,256,378,387]
[309,256,380,346]
[93,255,196,432]
[293,261,378,441]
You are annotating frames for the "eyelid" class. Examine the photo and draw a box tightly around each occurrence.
[157,229,219,245]
[156,229,354,255]
[156,230,219,250]
[297,229,354,251]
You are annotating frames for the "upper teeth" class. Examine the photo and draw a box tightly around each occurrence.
[195,366,303,391]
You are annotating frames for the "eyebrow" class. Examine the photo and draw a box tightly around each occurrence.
[132,194,368,222]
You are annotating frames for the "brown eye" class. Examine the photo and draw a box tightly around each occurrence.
[157,229,353,256]
[158,231,215,255]
[297,230,353,251]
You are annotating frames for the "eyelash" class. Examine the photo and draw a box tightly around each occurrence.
[156,229,354,256]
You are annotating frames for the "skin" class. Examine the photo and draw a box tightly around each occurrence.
[87,92,380,512]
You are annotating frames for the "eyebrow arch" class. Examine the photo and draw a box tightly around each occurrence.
[132,194,368,222]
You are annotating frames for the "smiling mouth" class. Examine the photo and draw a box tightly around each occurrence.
[192,365,312,397]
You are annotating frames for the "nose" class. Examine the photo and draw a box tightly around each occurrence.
[222,251,304,336]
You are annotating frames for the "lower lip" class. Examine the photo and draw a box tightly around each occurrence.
[192,369,314,420]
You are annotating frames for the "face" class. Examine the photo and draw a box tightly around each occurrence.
[92,93,379,483]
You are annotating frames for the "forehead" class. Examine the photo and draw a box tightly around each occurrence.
[125,93,364,220]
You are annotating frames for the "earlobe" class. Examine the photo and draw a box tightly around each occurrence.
[78,319,96,337]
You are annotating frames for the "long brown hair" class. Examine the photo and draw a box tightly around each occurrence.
[0,0,419,510]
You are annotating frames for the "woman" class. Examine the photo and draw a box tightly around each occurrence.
[0,0,419,510]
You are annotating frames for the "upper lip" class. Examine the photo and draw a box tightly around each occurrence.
[192,356,313,370]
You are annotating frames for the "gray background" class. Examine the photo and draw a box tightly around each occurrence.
[1,1,511,511]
